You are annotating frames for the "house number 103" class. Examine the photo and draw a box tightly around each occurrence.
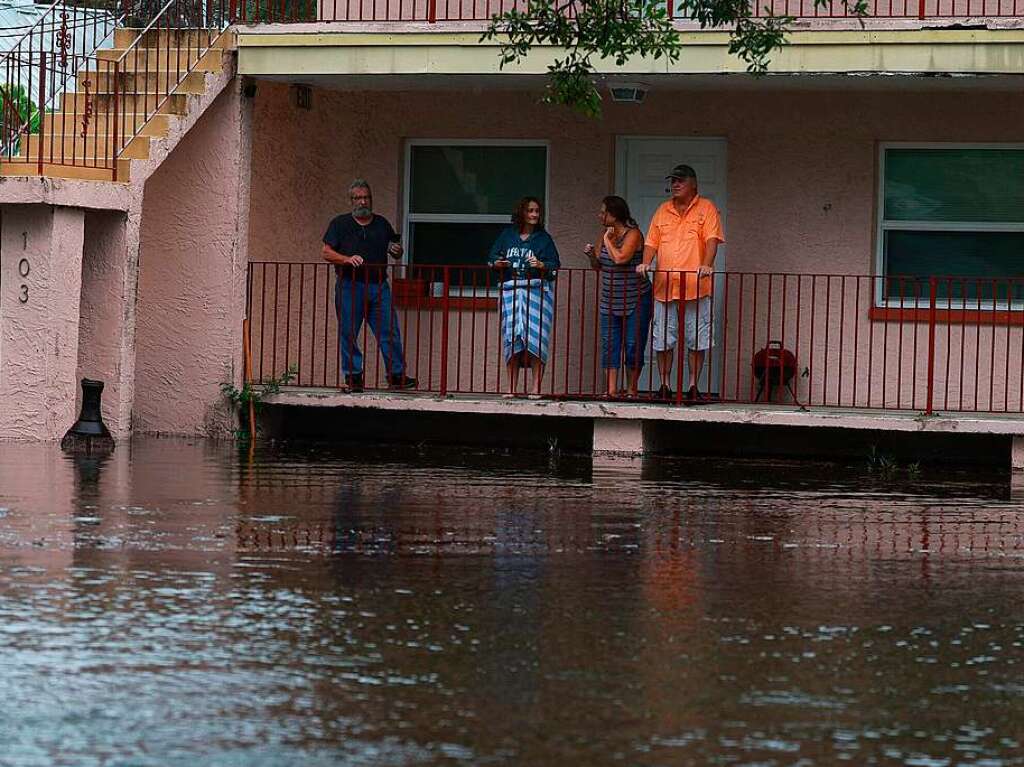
[18,258,29,303]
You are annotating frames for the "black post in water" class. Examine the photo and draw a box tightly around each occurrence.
[61,379,115,453]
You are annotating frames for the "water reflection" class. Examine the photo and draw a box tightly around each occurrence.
[1,439,1022,765]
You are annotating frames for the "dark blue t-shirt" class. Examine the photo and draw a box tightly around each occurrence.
[323,213,399,280]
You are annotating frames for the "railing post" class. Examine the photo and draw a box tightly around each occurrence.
[925,276,937,415]
[440,266,450,395]
[428,0,437,23]
[111,59,119,181]
[918,0,926,20]
[675,276,685,404]
[37,53,46,175]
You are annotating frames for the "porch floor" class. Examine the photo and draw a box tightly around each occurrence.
[264,387,1024,437]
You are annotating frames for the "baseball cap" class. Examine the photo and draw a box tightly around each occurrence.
[665,164,697,181]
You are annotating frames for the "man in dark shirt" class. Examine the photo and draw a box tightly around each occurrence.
[322,179,416,392]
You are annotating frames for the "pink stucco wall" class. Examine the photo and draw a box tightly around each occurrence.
[0,205,86,440]
[133,84,252,436]
[245,84,1024,410]
[76,210,131,434]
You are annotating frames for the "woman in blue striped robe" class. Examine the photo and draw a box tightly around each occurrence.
[488,197,561,398]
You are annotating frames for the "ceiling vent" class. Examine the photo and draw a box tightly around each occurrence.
[608,83,648,104]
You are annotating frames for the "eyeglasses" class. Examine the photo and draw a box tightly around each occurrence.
[350,195,372,201]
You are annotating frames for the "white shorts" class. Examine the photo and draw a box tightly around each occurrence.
[652,297,713,352]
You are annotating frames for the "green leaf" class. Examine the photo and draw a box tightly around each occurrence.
[483,0,865,115]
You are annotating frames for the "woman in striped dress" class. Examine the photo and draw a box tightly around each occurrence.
[585,196,652,398]
[488,197,561,398]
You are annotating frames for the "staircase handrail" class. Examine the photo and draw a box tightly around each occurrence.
[0,0,124,157]
[110,0,232,170]
[0,0,62,69]
[114,0,191,62]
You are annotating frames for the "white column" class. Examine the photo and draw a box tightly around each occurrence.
[1012,435,1024,472]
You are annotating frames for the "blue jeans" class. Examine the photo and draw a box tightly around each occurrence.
[335,279,405,377]
[600,292,653,370]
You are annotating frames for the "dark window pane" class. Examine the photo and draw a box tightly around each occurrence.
[409,221,507,288]
[884,229,1024,302]
[410,145,547,215]
[884,148,1024,223]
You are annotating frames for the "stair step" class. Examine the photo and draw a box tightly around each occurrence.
[0,159,132,182]
[61,91,189,115]
[76,70,207,95]
[21,134,151,161]
[41,112,173,138]
[96,46,224,72]
[114,27,230,50]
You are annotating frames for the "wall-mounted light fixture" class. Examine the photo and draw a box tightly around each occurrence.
[608,82,649,104]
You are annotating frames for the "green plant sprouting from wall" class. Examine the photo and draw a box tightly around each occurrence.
[221,364,298,439]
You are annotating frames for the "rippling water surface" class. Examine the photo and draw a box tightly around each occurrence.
[1,439,1023,766]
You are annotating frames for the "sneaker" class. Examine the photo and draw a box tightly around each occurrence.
[388,374,417,390]
[656,384,674,401]
[345,373,364,393]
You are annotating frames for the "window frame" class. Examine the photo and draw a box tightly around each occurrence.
[874,141,1024,311]
[402,138,552,298]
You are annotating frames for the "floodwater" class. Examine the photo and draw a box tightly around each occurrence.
[1,439,1023,767]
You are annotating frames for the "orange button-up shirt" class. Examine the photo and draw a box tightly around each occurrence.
[645,195,725,302]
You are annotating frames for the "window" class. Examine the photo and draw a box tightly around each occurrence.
[404,141,549,291]
[877,144,1024,308]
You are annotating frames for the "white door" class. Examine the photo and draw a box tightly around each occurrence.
[615,137,728,394]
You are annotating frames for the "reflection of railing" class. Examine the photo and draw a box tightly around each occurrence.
[232,0,1024,23]
[246,263,1024,414]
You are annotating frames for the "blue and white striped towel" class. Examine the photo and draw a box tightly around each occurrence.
[500,278,555,363]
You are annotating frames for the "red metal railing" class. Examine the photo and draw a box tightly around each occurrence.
[109,0,232,179]
[246,263,1024,414]
[0,0,230,180]
[0,0,121,167]
[232,0,1024,23]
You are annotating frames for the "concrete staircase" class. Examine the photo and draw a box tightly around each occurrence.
[1,27,231,183]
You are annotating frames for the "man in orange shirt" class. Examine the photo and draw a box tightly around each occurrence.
[638,164,725,403]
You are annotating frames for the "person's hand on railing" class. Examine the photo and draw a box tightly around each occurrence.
[636,262,650,275]
[697,264,713,277]
[347,255,364,267]
[492,259,511,269]
[526,255,543,270]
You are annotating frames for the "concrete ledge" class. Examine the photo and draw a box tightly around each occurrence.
[237,26,1024,77]
[264,388,1024,436]
[0,175,131,211]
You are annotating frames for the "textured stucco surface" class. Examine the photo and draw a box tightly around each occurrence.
[0,57,240,441]
[76,210,131,434]
[0,205,86,440]
[133,83,252,436]
[246,85,1024,410]
[247,83,1024,276]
